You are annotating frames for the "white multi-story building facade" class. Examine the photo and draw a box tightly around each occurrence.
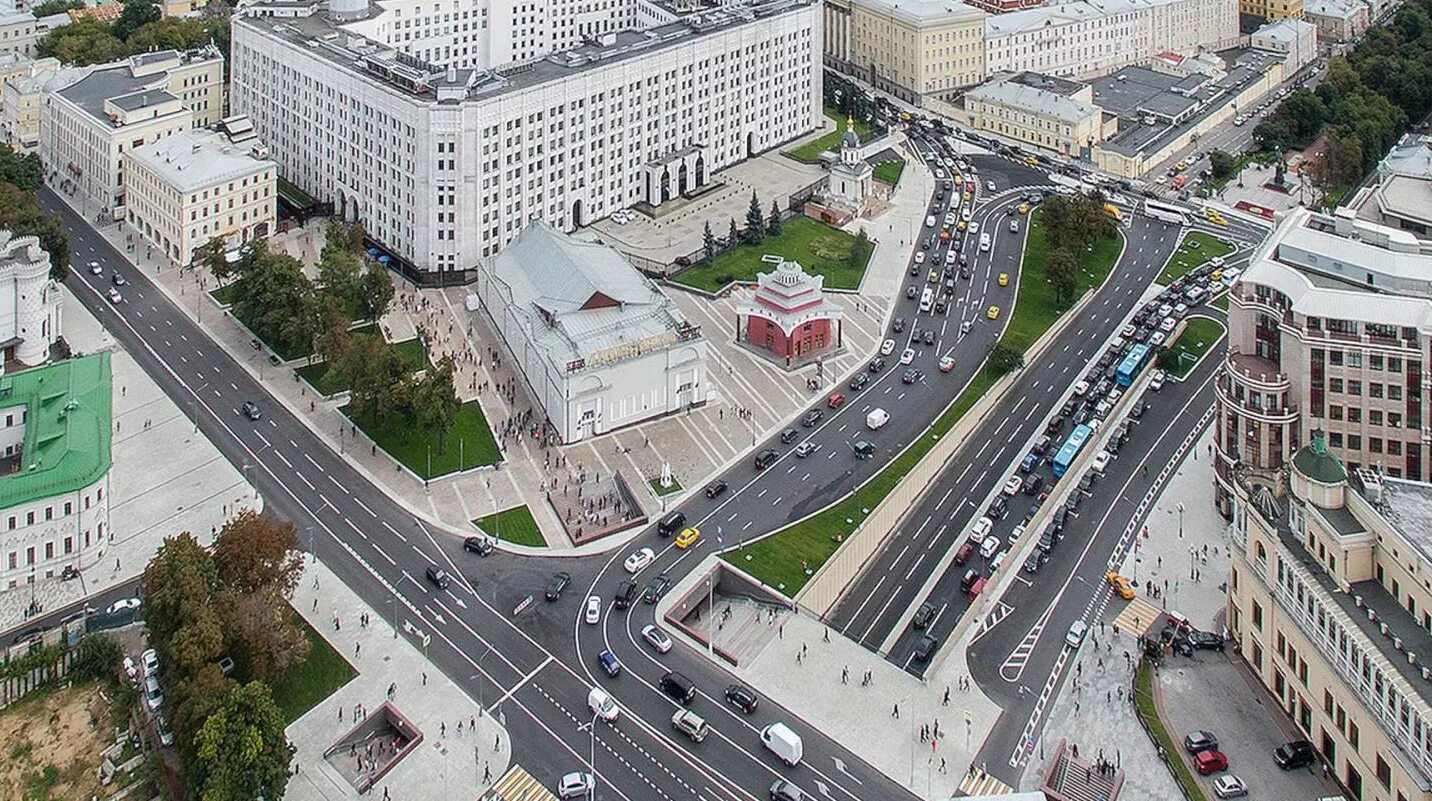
[122,117,277,267]
[38,47,225,220]
[2,64,85,152]
[0,231,60,368]
[1251,18,1319,74]
[0,352,110,591]
[230,0,821,281]
[984,0,1240,80]
[0,10,68,59]
[475,221,707,443]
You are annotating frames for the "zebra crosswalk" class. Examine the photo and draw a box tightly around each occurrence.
[480,765,557,801]
[1111,596,1163,637]
[958,768,1014,797]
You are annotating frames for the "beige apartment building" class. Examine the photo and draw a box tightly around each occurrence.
[2,64,85,151]
[1242,0,1304,21]
[824,0,986,103]
[39,47,224,220]
[1226,434,1432,801]
[1303,0,1369,42]
[1213,206,1432,520]
[122,117,275,267]
[961,72,1108,158]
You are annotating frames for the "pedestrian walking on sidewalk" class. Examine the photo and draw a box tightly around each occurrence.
[892,703,900,719]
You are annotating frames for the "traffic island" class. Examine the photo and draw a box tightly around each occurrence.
[322,701,422,794]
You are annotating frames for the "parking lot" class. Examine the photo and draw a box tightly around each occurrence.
[1160,652,1342,800]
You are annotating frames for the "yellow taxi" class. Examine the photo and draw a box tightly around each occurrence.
[957,220,968,232]
[1106,571,1135,600]
[1017,202,1030,215]
[675,527,701,549]
[986,305,1000,320]
[1211,269,1224,283]
[998,273,1009,287]
[1210,215,1228,227]
[963,191,973,203]
[1202,207,1217,219]
[929,269,941,284]
[1176,161,1188,172]
[953,174,963,185]
[1023,155,1038,166]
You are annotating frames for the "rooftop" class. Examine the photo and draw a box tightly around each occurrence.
[54,48,217,125]
[1303,0,1366,17]
[125,126,275,193]
[237,0,815,104]
[985,0,1203,37]
[1378,478,1432,564]
[1254,17,1316,43]
[484,222,700,371]
[0,353,112,510]
[967,72,1098,123]
[851,0,985,24]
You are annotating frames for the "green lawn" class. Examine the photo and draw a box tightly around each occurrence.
[270,616,356,723]
[209,283,236,307]
[296,336,428,396]
[473,505,546,548]
[346,400,500,477]
[724,206,1120,594]
[1004,207,1121,354]
[1164,317,1225,378]
[648,475,683,497]
[1212,293,1229,311]
[1157,232,1233,285]
[1135,661,1210,801]
[783,109,879,164]
[672,216,873,293]
[872,157,905,186]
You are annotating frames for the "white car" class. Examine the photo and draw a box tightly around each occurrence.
[961,207,972,221]
[583,595,602,625]
[1157,303,1173,318]
[144,674,164,710]
[623,547,655,574]
[925,215,936,228]
[986,180,997,192]
[1090,450,1112,474]
[899,348,916,365]
[1002,475,1022,496]
[1212,775,1248,798]
[108,288,122,304]
[1149,332,1167,348]
[881,339,897,356]
[557,771,595,800]
[1173,302,1189,317]
[944,212,956,226]
[968,221,979,234]
[106,597,141,614]
[980,535,1001,559]
[1065,620,1089,649]
[1159,316,1178,333]
[1149,370,1167,391]
[914,251,926,265]
[641,624,673,653]
[88,261,101,275]
[971,516,994,539]
[141,648,159,676]
[1072,380,1090,397]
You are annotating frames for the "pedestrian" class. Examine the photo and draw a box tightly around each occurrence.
[423,672,428,686]
[943,687,950,705]
[842,666,849,684]
[355,642,361,657]
[441,722,446,737]
[892,703,900,719]
[823,628,830,643]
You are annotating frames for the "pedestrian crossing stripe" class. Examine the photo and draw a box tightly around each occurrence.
[958,770,1013,796]
[1112,596,1162,637]
[480,765,557,801]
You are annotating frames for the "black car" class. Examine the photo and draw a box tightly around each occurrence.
[1077,472,1096,493]
[754,449,780,470]
[913,602,937,629]
[1036,531,1056,555]
[425,565,451,590]
[463,536,494,556]
[923,330,935,346]
[892,318,905,333]
[1024,503,1040,524]
[1022,474,1044,496]
[868,357,887,373]
[1274,740,1315,769]
[1059,399,1078,417]
[906,285,918,299]
[959,266,971,279]
[1064,494,1080,512]
[1073,408,1092,426]
[1187,630,1224,650]
[1184,730,1219,754]
[111,273,127,286]
[1130,399,1147,419]
[987,495,1008,519]
[780,428,800,444]
[913,634,938,662]
[704,479,728,498]
[849,373,870,391]
[1045,415,1065,435]
[1052,508,1068,532]
[935,299,948,313]
[643,573,672,604]
[241,401,262,421]
[770,780,805,801]
[1022,550,1045,574]
[902,368,922,384]
[801,409,824,427]
[725,683,759,714]
[544,571,571,601]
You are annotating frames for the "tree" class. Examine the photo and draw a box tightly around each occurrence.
[0,182,68,279]
[124,17,212,53]
[356,261,394,322]
[142,533,223,680]
[316,243,362,316]
[851,228,870,266]
[408,355,460,454]
[113,0,161,41]
[30,0,84,16]
[191,682,295,801]
[312,297,350,367]
[0,146,40,192]
[702,221,715,261]
[37,19,126,65]
[767,199,783,236]
[727,217,739,247]
[987,341,1024,376]
[219,590,309,683]
[325,220,366,255]
[212,511,304,598]
[342,332,408,423]
[231,249,318,357]
[744,191,764,245]
[1208,150,1238,182]
[171,664,236,769]
[1045,247,1079,306]
[71,634,122,682]
[194,236,232,282]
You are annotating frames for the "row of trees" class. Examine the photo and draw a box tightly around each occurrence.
[198,221,394,358]
[1036,192,1116,307]
[1253,0,1432,190]
[37,0,230,67]
[0,145,67,279]
[143,512,307,801]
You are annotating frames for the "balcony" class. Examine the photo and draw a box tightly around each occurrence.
[1224,349,1289,392]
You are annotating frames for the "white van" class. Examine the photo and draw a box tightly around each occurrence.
[979,233,991,252]
[919,288,934,313]
[866,408,890,430]
[588,687,620,722]
[761,722,804,766]
[945,250,957,265]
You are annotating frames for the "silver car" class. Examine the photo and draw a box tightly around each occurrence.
[641,624,673,654]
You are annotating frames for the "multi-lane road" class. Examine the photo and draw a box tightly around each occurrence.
[36,109,1267,799]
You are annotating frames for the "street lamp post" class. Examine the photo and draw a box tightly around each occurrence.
[471,643,493,719]
[1178,502,1184,538]
[579,710,602,800]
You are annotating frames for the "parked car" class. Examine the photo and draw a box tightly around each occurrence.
[463,536,494,556]
[1195,750,1229,775]
[1212,775,1248,799]
[1187,630,1225,650]
[1064,620,1088,649]
[1273,740,1315,769]
[544,571,571,600]
[1184,730,1219,754]
[144,674,164,710]
[801,408,824,427]
[704,479,728,498]
[557,771,595,799]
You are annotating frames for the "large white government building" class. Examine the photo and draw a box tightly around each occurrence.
[230,0,822,281]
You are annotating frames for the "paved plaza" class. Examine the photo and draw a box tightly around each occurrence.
[0,283,255,632]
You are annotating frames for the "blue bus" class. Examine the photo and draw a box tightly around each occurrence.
[1052,424,1093,478]
[1116,343,1153,388]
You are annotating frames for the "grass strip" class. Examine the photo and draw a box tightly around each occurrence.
[671,216,873,293]
[1134,660,1210,801]
[473,505,546,548]
[270,616,356,723]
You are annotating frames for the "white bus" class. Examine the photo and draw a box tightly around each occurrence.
[1143,198,1188,225]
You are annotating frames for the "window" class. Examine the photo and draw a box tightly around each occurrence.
[1253,601,1264,630]
[1349,720,1359,750]
[1376,754,1391,789]
[1324,690,1334,715]
[1330,378,1344,393]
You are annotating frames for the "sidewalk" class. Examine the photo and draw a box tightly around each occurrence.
[0,284,256,631]
[286,560,510,801]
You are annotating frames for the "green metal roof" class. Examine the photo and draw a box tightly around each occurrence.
[1293,430,1346,485]
[0,353,112,509]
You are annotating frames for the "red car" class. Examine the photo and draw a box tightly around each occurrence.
[827,392,846,408]
[1194,750,1229,775]
[953,542,974,565]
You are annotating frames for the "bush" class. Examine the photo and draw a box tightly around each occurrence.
[71,634,123,682]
